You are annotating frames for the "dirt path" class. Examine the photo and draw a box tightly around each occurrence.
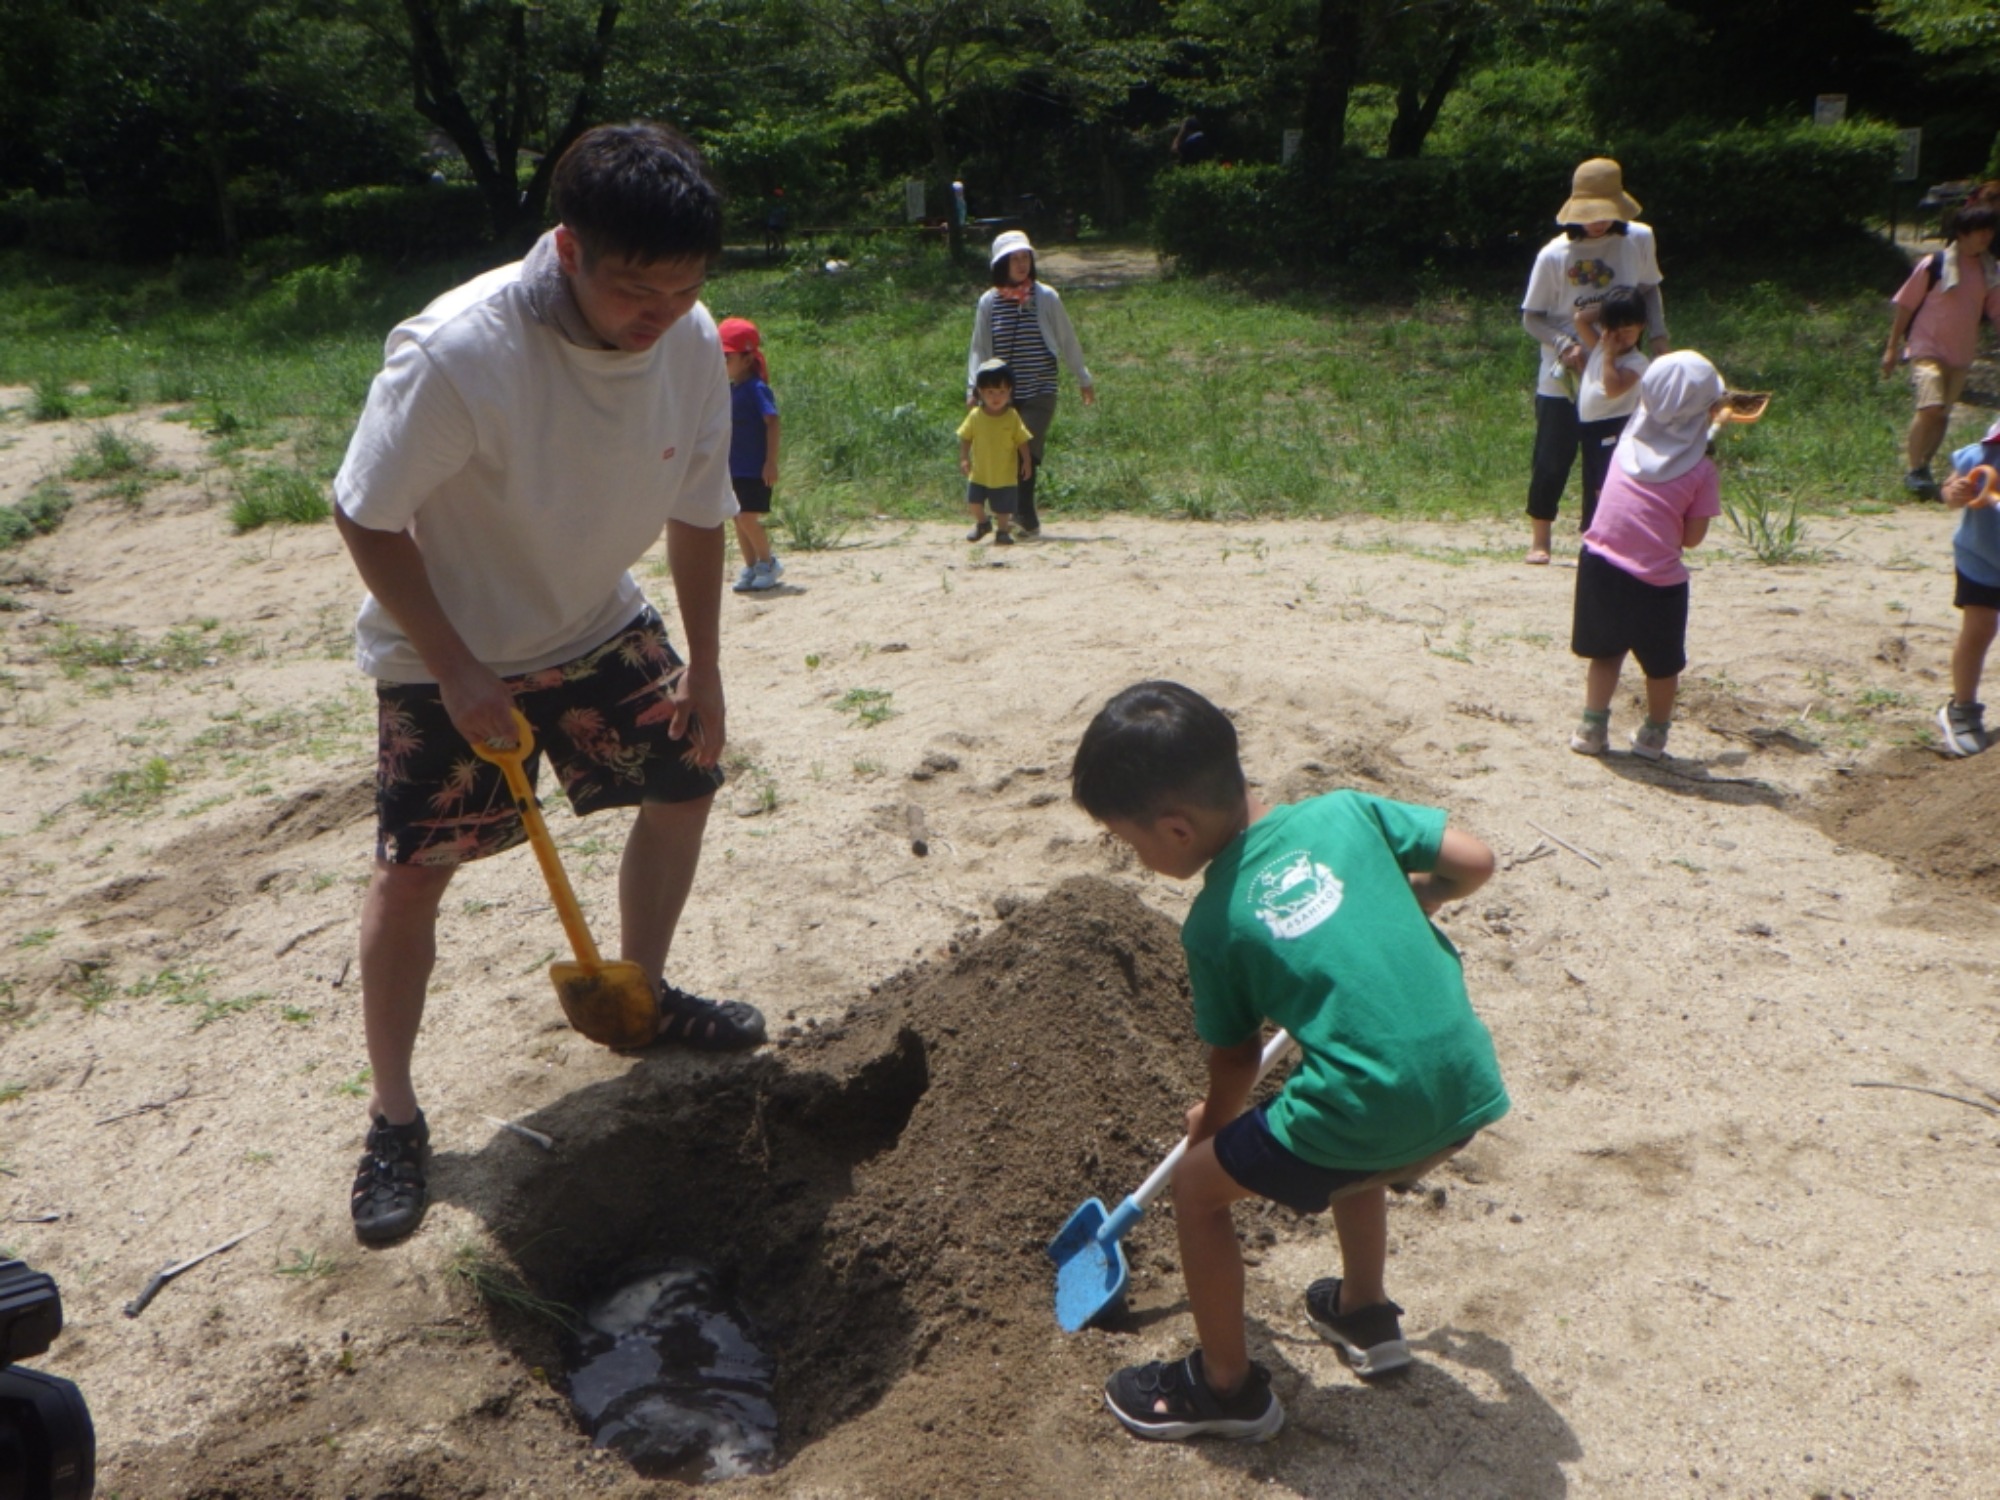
[2,399,1997,1498]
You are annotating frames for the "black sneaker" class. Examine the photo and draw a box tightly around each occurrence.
[646,982,767,1052]
[966,519,992,543]
[1905,468,1941,501]
[1103,1349,1283,1442]
[994,530,1015,546]
[351,1111,430,1245]
[1304,1278,1411,1377]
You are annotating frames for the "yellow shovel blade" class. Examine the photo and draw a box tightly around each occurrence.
[551,960,657,1050]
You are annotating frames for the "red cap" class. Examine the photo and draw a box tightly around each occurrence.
[717,317,760,354]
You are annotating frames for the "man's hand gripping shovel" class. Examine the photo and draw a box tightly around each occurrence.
[472,709,657,1049]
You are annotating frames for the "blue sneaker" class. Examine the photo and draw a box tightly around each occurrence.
[749,558,780,592]
[732,563,758,593]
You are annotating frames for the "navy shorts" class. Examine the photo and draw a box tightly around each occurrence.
[1954,568,2000,611]
[373,605,724,867]
[1212,1105,1474,1216]
[731,476,772,514]
[966,481,1017,515]
[1571,545,1691,679]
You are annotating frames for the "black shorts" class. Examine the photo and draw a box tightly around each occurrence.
[1212,1105,1473,1216]
[1954,569,2000,611]
[373,605,724,867]
[731,476,772,514]
[1571,545,1691,679]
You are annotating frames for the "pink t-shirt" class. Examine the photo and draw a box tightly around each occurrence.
[1893,251,2000,370]
[1581,456,1721,587]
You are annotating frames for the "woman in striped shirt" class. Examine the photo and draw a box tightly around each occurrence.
[966,230,1096,537]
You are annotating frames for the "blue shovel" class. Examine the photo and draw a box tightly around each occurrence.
[1047,1030,1294,1332]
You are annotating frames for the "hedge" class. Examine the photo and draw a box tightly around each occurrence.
[1154,121,1900,275]
[291,184,494,261]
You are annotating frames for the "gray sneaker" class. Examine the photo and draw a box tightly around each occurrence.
[1304,1278,1410,1378]
[1905,468,1941,501]
[1570,719,1608,756]
[732,563,758,593]
[1630,721,1671,760]
[748,558,781,592]
[1938,700,1990,757]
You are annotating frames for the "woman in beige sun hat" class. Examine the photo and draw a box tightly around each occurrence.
[1519,157,1672,564]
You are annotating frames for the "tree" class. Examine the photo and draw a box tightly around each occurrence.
[786,0,1040,256]
[332,0,628,241]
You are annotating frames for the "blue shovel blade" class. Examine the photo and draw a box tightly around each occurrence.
[1046,1196,1130,1333]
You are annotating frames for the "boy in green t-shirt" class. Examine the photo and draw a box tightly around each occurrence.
[1071,681,1510,1443]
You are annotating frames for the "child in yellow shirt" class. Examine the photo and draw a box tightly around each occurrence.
[957,358,1034,545]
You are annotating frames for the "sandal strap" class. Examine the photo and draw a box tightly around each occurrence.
[652,984,767,1051]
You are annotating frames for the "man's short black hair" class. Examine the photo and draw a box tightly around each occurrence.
[1071,681,1246,824]
[1949,202,1998,239]
[552,121,724,266]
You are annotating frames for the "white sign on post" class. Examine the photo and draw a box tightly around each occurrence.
[904,179,926,222]
[1812,95,1847,127]
[1894,129,1922,183]
[1282,129,1302,165]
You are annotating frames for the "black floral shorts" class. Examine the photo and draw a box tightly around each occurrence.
[373,606,724,867]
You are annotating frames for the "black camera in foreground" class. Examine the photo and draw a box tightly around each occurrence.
[1,1259,96,1500]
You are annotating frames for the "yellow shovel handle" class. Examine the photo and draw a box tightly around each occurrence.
[470,708,605,968]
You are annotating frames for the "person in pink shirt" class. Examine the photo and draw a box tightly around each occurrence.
[1882,203,2000,500]
[1567,353,1730,761]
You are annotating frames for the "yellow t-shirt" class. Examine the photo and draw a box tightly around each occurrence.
[957,405,1033,488]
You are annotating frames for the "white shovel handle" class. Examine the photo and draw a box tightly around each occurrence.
[1127,1030,1294,1212]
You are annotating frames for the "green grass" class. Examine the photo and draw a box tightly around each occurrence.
[0,237,1926,532]
[0,483,73,549]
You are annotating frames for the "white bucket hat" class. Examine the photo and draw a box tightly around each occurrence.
[989,229,1035,266]
[1615,352,1726,483]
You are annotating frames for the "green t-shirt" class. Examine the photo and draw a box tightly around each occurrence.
[1182,792,1510,1171]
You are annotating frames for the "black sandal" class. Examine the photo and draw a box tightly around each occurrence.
[648,983,766,1052]
[351,1110,429,1245]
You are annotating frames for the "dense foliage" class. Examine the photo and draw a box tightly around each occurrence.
[0,0,1990,266]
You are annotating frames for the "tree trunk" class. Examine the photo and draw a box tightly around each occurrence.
[1300,0,1363,165]
[1385,36,1472,160]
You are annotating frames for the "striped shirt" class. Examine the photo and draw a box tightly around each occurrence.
[990,293,1060,400]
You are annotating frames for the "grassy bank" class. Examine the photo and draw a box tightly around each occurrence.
[0,240,1933,544]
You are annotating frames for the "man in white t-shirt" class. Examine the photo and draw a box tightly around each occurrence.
[335,122,764,1246]
[1519,158,1670,564]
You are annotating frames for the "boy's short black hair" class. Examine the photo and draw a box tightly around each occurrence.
[1597,283,1647,329]
[1949,202,1998,239]
[1071,681,1246,824]
[974,358,1014,389]
[552,121,724,266]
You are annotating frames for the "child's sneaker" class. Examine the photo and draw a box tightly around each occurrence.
[994,530,1015,546]
[966,519,992,543]
[1938,699,1990,757]
[732,563,758,593]
[351,1110,430,1245]
[1569,719,1608,756]
[1304,1278,1410,1378]
[749,558,781,592]
[1103,1350,1283,1442]
[1904,467,1941,501]
[1629,720,1671,760]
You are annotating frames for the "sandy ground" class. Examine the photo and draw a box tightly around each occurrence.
[3,388,1999,1499]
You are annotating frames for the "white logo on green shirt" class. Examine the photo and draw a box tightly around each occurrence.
[1251,850,1343,940]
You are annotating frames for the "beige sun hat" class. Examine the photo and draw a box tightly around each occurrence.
[1558,158,1642,225]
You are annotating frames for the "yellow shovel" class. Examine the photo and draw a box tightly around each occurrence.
[471,708,657,1049]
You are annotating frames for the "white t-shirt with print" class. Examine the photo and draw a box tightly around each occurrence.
[335,261,737,683]
[1521,224,1664,399]
[1578,344,1650,423]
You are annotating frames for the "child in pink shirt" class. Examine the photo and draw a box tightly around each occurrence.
[1568,353,1729,760]
[1882,203,2000,499]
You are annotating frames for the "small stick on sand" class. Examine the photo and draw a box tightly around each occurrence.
[906,803,930,857]
[1850,1081,2000,1118]
[483,1115,555,1151]
[1526,820,1603,869]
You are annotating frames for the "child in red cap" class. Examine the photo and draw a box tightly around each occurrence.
[718,317,783,591]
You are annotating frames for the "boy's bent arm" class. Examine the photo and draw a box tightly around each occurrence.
[1188,1037,1265,1144]
[664,517,726,767]
[1409,826,1494,916]
[334,504,514,746]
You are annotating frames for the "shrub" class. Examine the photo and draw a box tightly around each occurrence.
[244,258,369,341]
[1154,121,1900,276]
[0,484,73,549]
[231,467,331,531]
[293,184,492,261]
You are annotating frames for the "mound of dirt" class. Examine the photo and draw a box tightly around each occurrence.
[129,875,1315,1499]
[1817,748,2000,895]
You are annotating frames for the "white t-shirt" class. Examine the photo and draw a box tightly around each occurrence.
[1578,344,1650,423]
[334,261,737,683]
[1521,225,1663,399]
